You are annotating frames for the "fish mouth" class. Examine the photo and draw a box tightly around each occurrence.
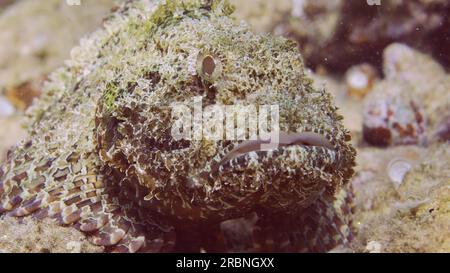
[195,131,340,216]
[218,131,335,166]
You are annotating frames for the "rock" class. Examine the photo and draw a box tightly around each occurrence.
[363,44,450,146]
[382,44,450,137]
[363,80,427,147]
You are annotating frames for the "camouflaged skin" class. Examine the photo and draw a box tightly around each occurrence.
[0,0,355,252]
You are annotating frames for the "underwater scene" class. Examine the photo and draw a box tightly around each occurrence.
[0,0,449,254]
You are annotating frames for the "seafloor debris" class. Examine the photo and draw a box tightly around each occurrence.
[352,144,450,253]
[387,158,413,188]
[351,146,426,214]
[0,0,119,110]
[274,0,450,72]
[0,0,356,253]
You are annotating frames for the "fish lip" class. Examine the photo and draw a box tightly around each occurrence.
[218,131,335,166]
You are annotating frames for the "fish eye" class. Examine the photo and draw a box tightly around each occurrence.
[202,55,216,76]
[197,53,222,81]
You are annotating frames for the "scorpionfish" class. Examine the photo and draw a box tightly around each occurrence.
[0,0,356,253]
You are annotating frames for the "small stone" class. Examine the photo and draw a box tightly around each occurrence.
[363,80,427,147]
[345,63,377,100]
[329,245,354,253]
[365,241,382,253]
[66,241,82,253]
[0,96,15,117]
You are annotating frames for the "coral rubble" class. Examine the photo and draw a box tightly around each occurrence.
[363,44,450,146]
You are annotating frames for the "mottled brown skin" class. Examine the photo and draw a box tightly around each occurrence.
[0,0,355,252]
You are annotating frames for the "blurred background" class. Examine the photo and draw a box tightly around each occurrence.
[0,0,449,252]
